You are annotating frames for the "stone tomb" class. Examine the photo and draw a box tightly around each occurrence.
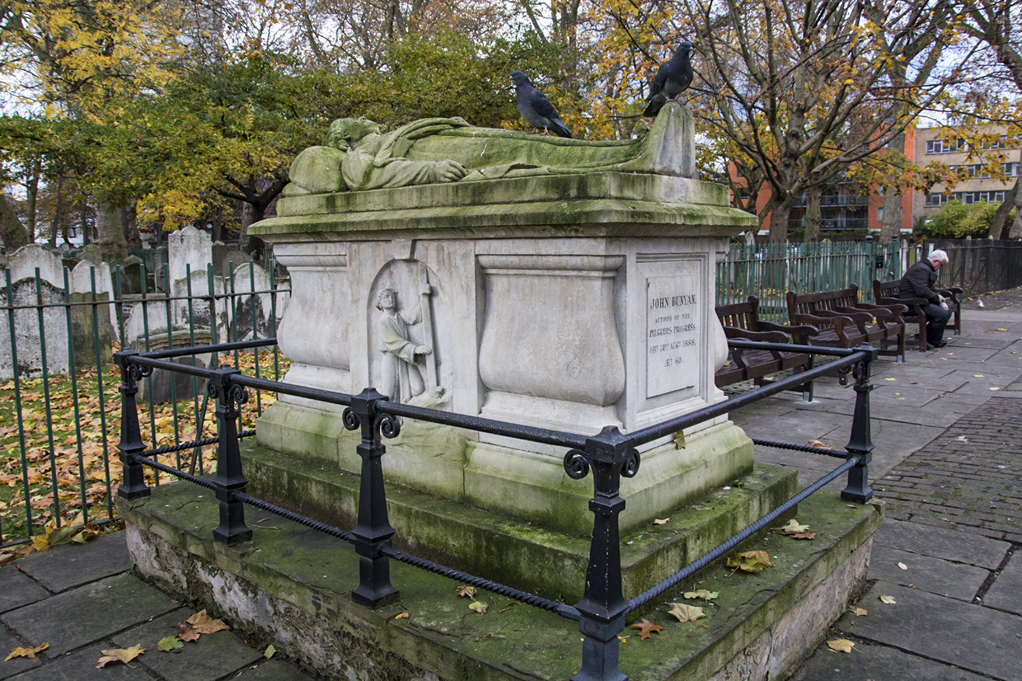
[120,103,880,680]
[249,105,755,545]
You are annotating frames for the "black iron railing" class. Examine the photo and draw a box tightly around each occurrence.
[114,338,876,681]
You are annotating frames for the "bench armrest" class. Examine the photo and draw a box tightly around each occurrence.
[789,312,862,343]
[722,326,789,343]
[757,320,821,338]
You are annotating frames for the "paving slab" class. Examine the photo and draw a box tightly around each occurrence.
[15,533,131,593]
[110,610,262,681]
[1,647,152,680]
[983,555,1022,616]
[871,519,1011,569]
[0,573,178,656]
[837,581,1022,680]
[790,640,989,681]
[235,659,319,680]
[0,627,42,680]
[0,569,49,614]
[867,544,989,601]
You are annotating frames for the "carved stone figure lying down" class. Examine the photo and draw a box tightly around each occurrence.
[284,108,692,196]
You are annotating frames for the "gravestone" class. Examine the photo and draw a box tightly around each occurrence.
[168,226,212,285]
[228,263,274,342]
[0,246,69,379]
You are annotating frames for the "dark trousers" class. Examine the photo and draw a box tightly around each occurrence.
[922,303,952,345]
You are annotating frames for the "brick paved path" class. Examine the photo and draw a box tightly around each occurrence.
[877,396,1022,545]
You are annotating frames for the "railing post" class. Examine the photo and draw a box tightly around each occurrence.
[209,366,252,544]
[344,388,399,608]
[568,426,638,681]
[115,351,151,500]
[842,345,876,503]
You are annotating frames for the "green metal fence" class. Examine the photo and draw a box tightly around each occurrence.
[0,258,289,548]
[1,237,1007,549]
[716,241,905,321]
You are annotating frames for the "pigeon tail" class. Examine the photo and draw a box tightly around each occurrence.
[643,94,668,117]
[548,119,573,138]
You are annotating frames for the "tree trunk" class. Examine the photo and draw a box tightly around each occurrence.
[80,203,91,245]
[97,203,128,264]
[48,176,65,248]
[121,202,142,249]
[1009,182,1022,240]
[879,132,907,243]
[804,186,822,242]
[0,194,31,252]
[990,177,1019,239]
[25,159,40,242]
[768,194,794,243]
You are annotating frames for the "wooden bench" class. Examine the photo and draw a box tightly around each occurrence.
[715,296,819,402]
[786,284,907,363]
[873,279,963,351]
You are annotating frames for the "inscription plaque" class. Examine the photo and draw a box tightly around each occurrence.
[646,274,699,397]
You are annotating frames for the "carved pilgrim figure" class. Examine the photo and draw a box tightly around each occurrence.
[375,286,433,403]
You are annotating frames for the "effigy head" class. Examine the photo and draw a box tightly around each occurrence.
[325,118,382,149]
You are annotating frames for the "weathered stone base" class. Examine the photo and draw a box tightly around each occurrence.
[241,446,795,602]
[252,404,755,537]
[118,483,880,681]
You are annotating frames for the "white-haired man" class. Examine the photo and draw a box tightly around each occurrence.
[899,249,952,349]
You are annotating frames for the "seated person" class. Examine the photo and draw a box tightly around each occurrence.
[899,249,952,349]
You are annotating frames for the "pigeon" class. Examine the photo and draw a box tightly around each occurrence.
[510,70,572,138]
[643,40,694,117]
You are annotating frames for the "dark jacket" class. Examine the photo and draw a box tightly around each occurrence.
[900,259,941,304]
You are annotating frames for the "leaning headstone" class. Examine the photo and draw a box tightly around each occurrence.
[132,328,212,404]
[0,245,69,379]
[168,226,213,285]
[228,263,274,342]
[119,254,145,294]
[171,270,229,341]
[212,243,249,278]
[70,259,118,332]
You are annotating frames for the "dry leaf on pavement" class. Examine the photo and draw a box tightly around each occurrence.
[726,550,773,573]
[683,589,718,601]
[827,639,855,653]
[185,610,230,634]
[96,644,145,668]
[5,643,48,661]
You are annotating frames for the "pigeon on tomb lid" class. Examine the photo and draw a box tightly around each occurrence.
[644,41,694,117]
[510,71,573,138]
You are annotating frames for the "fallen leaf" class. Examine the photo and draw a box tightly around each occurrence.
[974,375,984,378]
[727,551,773,573]
[617,636,629,643]
[394,612,409,620]
[176,626,201,642]
[827,639,855,653]
[653,518,670,525]
[851,607,867,616]
[776,519,810,535]
[5,643,48,661]
[990,387,1000,391]
[910,381,918,384]
[884,377,897,381]
[807,439,832,450]
[667,603,705,623]
[457,586,477,599]
[468,601,488,614]
[897,562,908,570]
[791,532,817,540]
[157,636,183,652]
[879,595,897,604]
[96,644,145,668]
[630,619,663,640]
[264,644,276,659]
[683,589,718,601]
[185,610,230,634]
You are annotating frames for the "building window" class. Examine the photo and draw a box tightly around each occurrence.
[924,193,946,207]
[926,138,963,154]
[1004,162,1020,177]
